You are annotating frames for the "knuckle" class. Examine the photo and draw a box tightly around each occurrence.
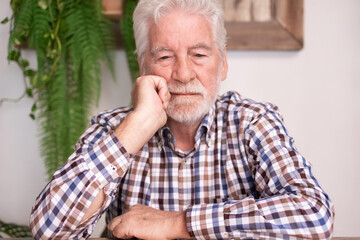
[112,226,121,237]
[134,77,145,87]
[135,76,144,82]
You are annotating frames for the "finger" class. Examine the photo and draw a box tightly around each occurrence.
[112,223,128,239]
[111,218,135,239]
[161,89,171,109]
[149,76,170,109]
[107,216,122,232]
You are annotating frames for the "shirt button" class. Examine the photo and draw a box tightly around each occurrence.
[110,164,117,172]
[167,133,172,139]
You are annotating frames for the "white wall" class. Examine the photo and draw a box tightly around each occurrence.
[1,0,359,237]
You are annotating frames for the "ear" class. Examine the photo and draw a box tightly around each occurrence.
[221,46,228,81]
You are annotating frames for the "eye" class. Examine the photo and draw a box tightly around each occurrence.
[155,54,173,66]
[194,54,206,58]
[159,56,170,60]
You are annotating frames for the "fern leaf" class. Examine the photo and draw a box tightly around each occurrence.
[29,0,52,77]
[9,0,33,51]
[120,0,140,84]
[38,52,71,178]
[8,0,115,179]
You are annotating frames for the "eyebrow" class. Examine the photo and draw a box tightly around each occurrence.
[190,43,212,51]
[150,47,171,57]
[150,43,213,57]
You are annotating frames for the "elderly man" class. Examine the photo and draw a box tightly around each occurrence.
[30,0,334,239]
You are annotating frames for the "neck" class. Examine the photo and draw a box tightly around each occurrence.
[166,118,202,151]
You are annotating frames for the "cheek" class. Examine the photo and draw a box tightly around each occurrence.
[148,65,172,80]
[199,67,222,95]
[198,66,220,84]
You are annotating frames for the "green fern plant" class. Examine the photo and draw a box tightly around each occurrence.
[6,0,115,179]
[1,0,141,237]
[120,0,139,84]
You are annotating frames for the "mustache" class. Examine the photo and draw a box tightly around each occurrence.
[167,81,205,94]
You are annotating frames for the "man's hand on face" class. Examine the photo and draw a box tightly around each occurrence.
[131,75,171,129]
[107,204,191,240]
[115,75,171,154]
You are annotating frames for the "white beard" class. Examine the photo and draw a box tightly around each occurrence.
[166,76,221,125]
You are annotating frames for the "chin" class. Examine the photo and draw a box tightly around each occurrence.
[166,99,212,125]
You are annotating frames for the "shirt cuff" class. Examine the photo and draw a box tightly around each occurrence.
[186,203,229,239]
[85,131,132,188]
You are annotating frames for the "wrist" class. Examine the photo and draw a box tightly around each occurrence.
[132,107,167,131]
[168,211,191,239]
[115,110,165,154]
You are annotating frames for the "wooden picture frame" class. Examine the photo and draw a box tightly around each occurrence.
[223,0,304,50]
[103,0,304,50]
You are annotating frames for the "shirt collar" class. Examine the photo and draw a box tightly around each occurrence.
[199,103,216,147]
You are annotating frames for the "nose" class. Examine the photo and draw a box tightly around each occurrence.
[171,56,195,83]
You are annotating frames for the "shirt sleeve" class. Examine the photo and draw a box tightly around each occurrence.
[29,110,132,239]
[186,105,335,239]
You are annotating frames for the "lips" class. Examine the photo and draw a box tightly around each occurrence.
[171,92,199,96]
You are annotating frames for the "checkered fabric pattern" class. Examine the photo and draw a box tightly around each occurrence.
[30,91,334,239]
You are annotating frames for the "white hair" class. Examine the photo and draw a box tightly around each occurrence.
[133,0,227,71]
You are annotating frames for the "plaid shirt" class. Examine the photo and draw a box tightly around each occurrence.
[30,91,334,239]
